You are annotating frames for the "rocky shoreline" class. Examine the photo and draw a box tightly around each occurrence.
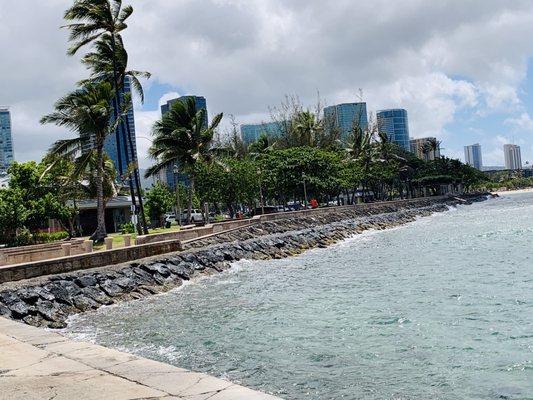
[0,195,492,329]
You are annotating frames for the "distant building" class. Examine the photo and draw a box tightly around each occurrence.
[503,144,522,170]
[240,121,284,144]
[158,95,208,189]
[464,143,483,170]
[102,77,139,177]
[410,137,440,160]
[0,107,15,173]
[376,109,410,151]
[324,102,368,140]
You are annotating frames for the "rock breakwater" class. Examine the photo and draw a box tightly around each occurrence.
[0,195,491,329]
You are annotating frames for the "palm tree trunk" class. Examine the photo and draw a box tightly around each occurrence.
[187,175,195,224]
[91,141,107,241]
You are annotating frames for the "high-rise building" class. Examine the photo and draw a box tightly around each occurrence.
[464,143,483,170]
[102,77,139,176]
[0,107,15,173]
[410,137,441,160]
[323,102,368,140]
[158,95,208,189]
[503,144,522,170]
[240,121,284,144]
[376,109,410,151]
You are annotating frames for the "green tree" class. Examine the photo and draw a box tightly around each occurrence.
[145,183,174,227]
[145,98,223,223]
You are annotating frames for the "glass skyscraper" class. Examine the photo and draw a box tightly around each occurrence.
[103,76,139,176]
[323,102,368,140]
[376,109,410,151]
[464,143,483,170]
[159,95,208,189]
[240,121,284,144]
[0,108,15,173]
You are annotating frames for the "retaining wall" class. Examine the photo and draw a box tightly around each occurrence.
[0,239,183,284]
[0,239,86,266]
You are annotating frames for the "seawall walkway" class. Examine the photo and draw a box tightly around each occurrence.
[0,317,282,400]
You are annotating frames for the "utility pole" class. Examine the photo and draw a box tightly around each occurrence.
[302,172,308,209]
[173,165,182,226]
[257,168,265,215]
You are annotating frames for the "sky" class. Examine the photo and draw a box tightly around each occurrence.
[1,0,533,169]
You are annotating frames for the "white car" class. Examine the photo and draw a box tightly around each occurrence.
[165,210,204,225]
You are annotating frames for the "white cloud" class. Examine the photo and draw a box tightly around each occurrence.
[2,0,533,167]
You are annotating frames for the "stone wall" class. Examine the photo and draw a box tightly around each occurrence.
[0,239,183,284]
[0,239,86,266]
[0,194,493,329]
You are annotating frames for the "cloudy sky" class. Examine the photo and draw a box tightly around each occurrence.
[1,0,533,168]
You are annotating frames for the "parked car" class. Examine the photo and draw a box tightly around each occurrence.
[165,209,204,225]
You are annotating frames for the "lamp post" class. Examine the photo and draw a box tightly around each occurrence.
[173,165,182,226]
[257,168,265,215]
[302,172,308,209]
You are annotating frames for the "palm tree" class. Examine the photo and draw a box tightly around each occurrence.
[145,98,223,224]
[41,82,126,241]
[292,111,322,147]
[427,138,441,160]
[80,32,151,234]
[343,125,373,202]
[63,0,150,234]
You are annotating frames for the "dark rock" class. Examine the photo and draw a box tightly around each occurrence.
[152,272,166,285]
[100,282,124,297]
[8,301,30,319]
[131,267,156,285]
[0,303,12,318]
[17,288,40,304]
[81,286,113,305]
[114,277,135,292]
[72,295,99,312]
[75,275,98,288]
[167,263,193,280]
[44,282,73,305]
[23,314,46,327]
[142,262,171,277]
[34,287,55,302]
[0,291,19,305]
[35,299,65,322]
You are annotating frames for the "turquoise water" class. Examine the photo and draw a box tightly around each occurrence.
[66,193,533,399]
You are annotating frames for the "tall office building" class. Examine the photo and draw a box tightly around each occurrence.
[0,108,15,173]
[323,102,368,140]
[410,137,441,160]
[159,95,208,189]
[101,77,139,176]
[503,144,522,170]
[240,121,284,144]
[376,109,410,151]
[464,143,483,170]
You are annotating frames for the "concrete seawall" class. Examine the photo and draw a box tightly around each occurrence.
[0,316,282,400]
[0,194,492,330]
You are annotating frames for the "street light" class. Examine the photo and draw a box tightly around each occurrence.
[257,168,265,215]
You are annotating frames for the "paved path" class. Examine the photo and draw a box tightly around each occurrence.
[0,317,282,400]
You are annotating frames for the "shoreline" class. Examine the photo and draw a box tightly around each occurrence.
[493,188,533,195]
[0,194,493,330]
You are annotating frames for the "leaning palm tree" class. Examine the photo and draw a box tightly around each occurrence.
[41,82,127,241]
[145,98,223,224]
[63,0,150,234]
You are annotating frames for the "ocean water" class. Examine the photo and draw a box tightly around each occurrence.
[65,193,533,400]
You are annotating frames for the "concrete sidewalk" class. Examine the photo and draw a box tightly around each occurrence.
[0,317,282,400]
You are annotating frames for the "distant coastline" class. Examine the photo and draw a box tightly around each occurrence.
[494,188,533,195]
